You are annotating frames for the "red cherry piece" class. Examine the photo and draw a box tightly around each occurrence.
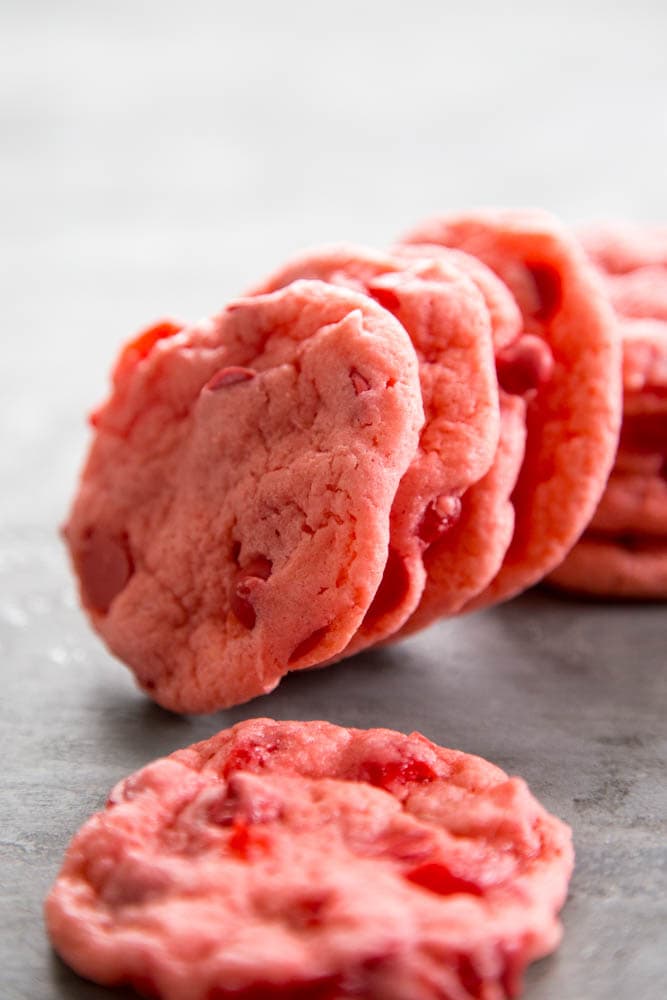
[417,495,462,545]
[222,739,279,777]
[228,818,272,860]
[349,368,371,394]
[496,335,554,396]
[358,755,437,790]
[77,528,134,614]
[404,861,484,897]
[113,321,183,380]
[207,366,257,391]
[526,261,563,322]
[361,547,411,630]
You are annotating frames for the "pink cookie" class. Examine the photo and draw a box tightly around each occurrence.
[577,221,667,274]
[45,719,573,1000]
[64,281,423,712]
[400,209,622,611]
[252,245,501,648]
[546,535,667,599]
[549,234,667,599]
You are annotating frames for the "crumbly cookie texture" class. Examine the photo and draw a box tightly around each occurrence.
[64,281,423,712]
[400,208,622,613]
[252,244,501,647]
[45,719,573,1000]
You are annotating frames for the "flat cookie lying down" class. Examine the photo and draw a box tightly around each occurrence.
[549,224,667,598]
[45,719,573,1000]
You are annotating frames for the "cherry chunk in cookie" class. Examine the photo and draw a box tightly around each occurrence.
[45,719,573,1000]
[63,282,423,712]
[400,209,622,610]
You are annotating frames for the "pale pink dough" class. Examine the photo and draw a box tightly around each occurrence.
[45,719,574,1000]
[393,243,523,351]
[400,209,622,611]
[251,245,500,649]
[64,282,423,712]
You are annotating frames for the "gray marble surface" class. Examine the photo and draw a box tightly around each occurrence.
[1,2,666,999]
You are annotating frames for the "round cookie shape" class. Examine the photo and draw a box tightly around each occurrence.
[63,281,423,712]
[394,242,523,351]
[400,208,622,610]
[45,719,574,1000]
[252,245,500,650]
[548,261,667,599]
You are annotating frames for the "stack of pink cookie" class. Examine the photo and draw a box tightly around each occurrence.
[548,224,667,598]
[63,208,623,712]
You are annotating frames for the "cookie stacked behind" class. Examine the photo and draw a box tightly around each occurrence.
[250,245,503,652]
[65,210,622,712]
[399,209,622,622]
[548,225,667,597]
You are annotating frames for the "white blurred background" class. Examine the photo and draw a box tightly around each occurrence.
[2,0,666,525]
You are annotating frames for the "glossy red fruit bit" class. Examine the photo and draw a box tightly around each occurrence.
[228,818,273,860]
[404,861,484,897]
[417,495,462,545]
[206,366,257,391]
[113,320,183,381]
[496,335,554,396]
[358,755,438,790]
[76,528,134,614]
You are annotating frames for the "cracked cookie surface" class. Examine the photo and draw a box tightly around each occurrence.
[45,719,573,1000]
[252,245,500,648]
[64,281,423,711]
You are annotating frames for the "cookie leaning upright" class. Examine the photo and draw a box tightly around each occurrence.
[63,281,423,712]
[251,245,501,652]
[45,719,574,1000]
[548,224,667,598]
[400,209,622,610]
